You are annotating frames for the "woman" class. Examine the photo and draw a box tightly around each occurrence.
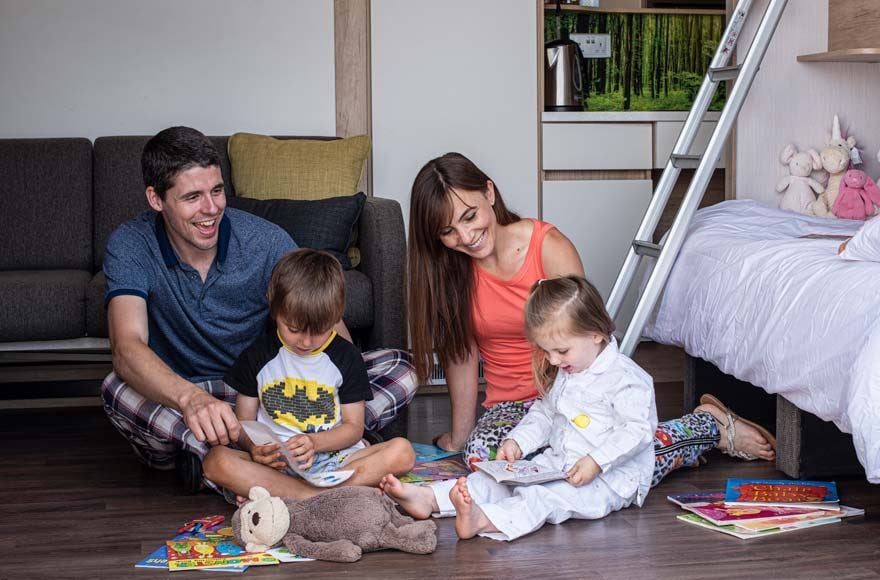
[407,152,775,486]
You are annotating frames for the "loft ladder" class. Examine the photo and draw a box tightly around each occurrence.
[606,0,788,357]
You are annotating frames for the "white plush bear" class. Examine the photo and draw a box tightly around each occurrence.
[776,144,824,215]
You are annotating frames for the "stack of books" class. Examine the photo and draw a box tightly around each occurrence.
[669,478,864,539]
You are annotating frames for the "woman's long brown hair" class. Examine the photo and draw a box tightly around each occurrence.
[407,152,520,384]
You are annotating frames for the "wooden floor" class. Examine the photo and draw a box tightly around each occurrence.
[2,345,879,580]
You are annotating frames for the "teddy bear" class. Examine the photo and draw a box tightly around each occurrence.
[832,169,880,220]
[812,114,857,217]
[231,485,437,563]
[775,144,824,215]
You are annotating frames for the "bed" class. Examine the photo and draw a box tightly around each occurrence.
[643,199,879,483]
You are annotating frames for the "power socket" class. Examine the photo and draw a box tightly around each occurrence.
[570,33,611,59]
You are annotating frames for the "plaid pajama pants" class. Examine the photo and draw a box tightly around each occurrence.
[101,348,417,474]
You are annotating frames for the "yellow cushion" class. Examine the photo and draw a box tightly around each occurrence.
[228,133,370,201]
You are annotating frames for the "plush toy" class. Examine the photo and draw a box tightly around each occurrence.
[812,114,857,217]
[231,485,437,563]
[832,169,880,220]
[775,144,824,214]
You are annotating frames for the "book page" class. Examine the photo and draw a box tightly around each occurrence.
[473,460,567,486]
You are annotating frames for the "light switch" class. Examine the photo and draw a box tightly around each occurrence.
[570,33,611,59]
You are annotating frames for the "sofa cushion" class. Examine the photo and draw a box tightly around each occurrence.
[86,272,108,338]
[0,138,93,271]
[226,193,366,269]
[0,270,90,341]
[227,133,370,201]
[343,269,373,330]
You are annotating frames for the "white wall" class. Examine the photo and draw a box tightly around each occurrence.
[0,0,336,139]
[371,0,539,223]
[736,0,880,205]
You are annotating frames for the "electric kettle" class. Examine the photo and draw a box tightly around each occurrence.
[545,34,584,112]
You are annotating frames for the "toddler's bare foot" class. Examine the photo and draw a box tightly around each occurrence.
[235,495,248,507]
[697,402,775,461]
[450,477,495,539]
[379,473,436,519]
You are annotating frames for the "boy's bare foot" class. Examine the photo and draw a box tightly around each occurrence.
[379,474,437,519]
[450,477,495,539]
[235,495,248,506]
[696,402,776,461]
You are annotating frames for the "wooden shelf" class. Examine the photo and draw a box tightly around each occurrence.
[543,3,725,15]
[797,48,880,63]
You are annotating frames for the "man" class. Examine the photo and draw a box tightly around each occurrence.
[101,126,416,499]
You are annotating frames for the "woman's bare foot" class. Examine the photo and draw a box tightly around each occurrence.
[696,403,776,461]
[379,474,437,519]
[450,477,496,539]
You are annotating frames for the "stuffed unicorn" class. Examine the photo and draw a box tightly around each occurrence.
[811,115,858,218]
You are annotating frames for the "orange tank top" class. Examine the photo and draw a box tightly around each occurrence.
[472,219,556,407]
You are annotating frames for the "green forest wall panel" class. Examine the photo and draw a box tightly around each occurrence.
[546,12,726,111]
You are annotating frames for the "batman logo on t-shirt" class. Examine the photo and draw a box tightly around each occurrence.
[260,378,337,432]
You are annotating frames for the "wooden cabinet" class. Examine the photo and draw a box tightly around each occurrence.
[654,121,725,168]
[543,123,652,170]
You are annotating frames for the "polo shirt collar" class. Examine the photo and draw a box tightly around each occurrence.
[154,212,232,268]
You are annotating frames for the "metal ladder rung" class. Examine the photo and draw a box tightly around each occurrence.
[708,65,742,82]
[632,240,663,258]
[670,154,702,169]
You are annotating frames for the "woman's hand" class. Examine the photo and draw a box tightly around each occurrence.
[250,443,286,471]
[566,455,601,487]
[287,434,316,470]
[496,439,523,461]
[433,432,464,452]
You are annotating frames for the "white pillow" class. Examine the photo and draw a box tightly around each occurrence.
[840,215,880,262]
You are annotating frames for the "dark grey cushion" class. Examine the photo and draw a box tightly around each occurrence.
[226,193,366,269]
[86,272,107,338]
[0,139,92,271]
[343,269,373,330]
[0,270,90,341]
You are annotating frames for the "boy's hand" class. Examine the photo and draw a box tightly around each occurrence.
[496,439,523,461]
[250,443,286,471]
[287,434,316,470]
[566,455,601,487]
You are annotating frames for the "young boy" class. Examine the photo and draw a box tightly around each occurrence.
[203,249,415,501]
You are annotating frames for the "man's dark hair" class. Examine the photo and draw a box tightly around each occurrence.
[141,126,221,199]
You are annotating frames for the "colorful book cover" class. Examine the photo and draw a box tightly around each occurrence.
[724,478,839,506]
[165,539,279,571]
[685,502,824,527]
[135,524,240,571]
[411,442,462,463]
[399,456,470,484]
[676,512,841,540]
[666,491,726,508]
[733,505,864,533]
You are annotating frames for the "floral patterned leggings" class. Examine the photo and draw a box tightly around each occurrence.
[462,401,720,487]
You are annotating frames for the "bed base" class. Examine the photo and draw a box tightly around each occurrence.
[684,354,863,480]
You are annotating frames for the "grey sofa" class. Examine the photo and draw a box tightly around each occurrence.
[0,136,407,384]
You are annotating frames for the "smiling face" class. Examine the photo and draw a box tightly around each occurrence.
[146,164,225,266]
[533,326,605,375]
[436,183,498,260]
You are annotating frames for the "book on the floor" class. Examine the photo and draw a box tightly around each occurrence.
[472,459,567,486]
[165,539,279,572]
[399,456,470,484]
[724,478,839,508]
[732,505,864,533]
[681,502,828,527]
[135,520,244,571]
[239,420,354,487]
[411,442,462,463]
[666,491,726,508]
[676,512,842,540]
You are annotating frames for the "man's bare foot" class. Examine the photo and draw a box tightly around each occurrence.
[450,477,496,539]
[379,474,437,519]
[696,403,776,461]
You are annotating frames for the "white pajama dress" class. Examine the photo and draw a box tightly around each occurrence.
[432,339,658,540]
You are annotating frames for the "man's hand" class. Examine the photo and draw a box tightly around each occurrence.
[180,388,240,446]
[250,443,287,471]
[287,434,317,470]
[566,455,601,487]
[496,439,523,461]
[433,432,464,452]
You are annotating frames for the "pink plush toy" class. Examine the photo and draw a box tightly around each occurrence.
[832,169,880,220]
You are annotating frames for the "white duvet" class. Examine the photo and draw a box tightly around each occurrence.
[644,200,880,482]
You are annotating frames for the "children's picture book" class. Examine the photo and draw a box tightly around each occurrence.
[682,502,826,527]
[666,491,726,508]
[399,456,470,485]
[240,420,354,487]
[135,521,243,571]
[676,512,841,540]
[411,442,462,463]
[732,505,864,533]
[473,460,567,486]
[724,478,839,508]
[165,539,279,572]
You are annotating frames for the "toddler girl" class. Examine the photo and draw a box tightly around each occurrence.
[381,275,658,541]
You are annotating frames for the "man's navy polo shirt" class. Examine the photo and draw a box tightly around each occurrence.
[104,208,296,382]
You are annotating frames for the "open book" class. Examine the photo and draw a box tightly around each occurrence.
[239,420,354,487]
[473,460,567,486]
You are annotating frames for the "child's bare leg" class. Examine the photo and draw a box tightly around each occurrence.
[379,473,438,519]
[202,446,320,500]
[341,437,416,487]
[450,476,498,539]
